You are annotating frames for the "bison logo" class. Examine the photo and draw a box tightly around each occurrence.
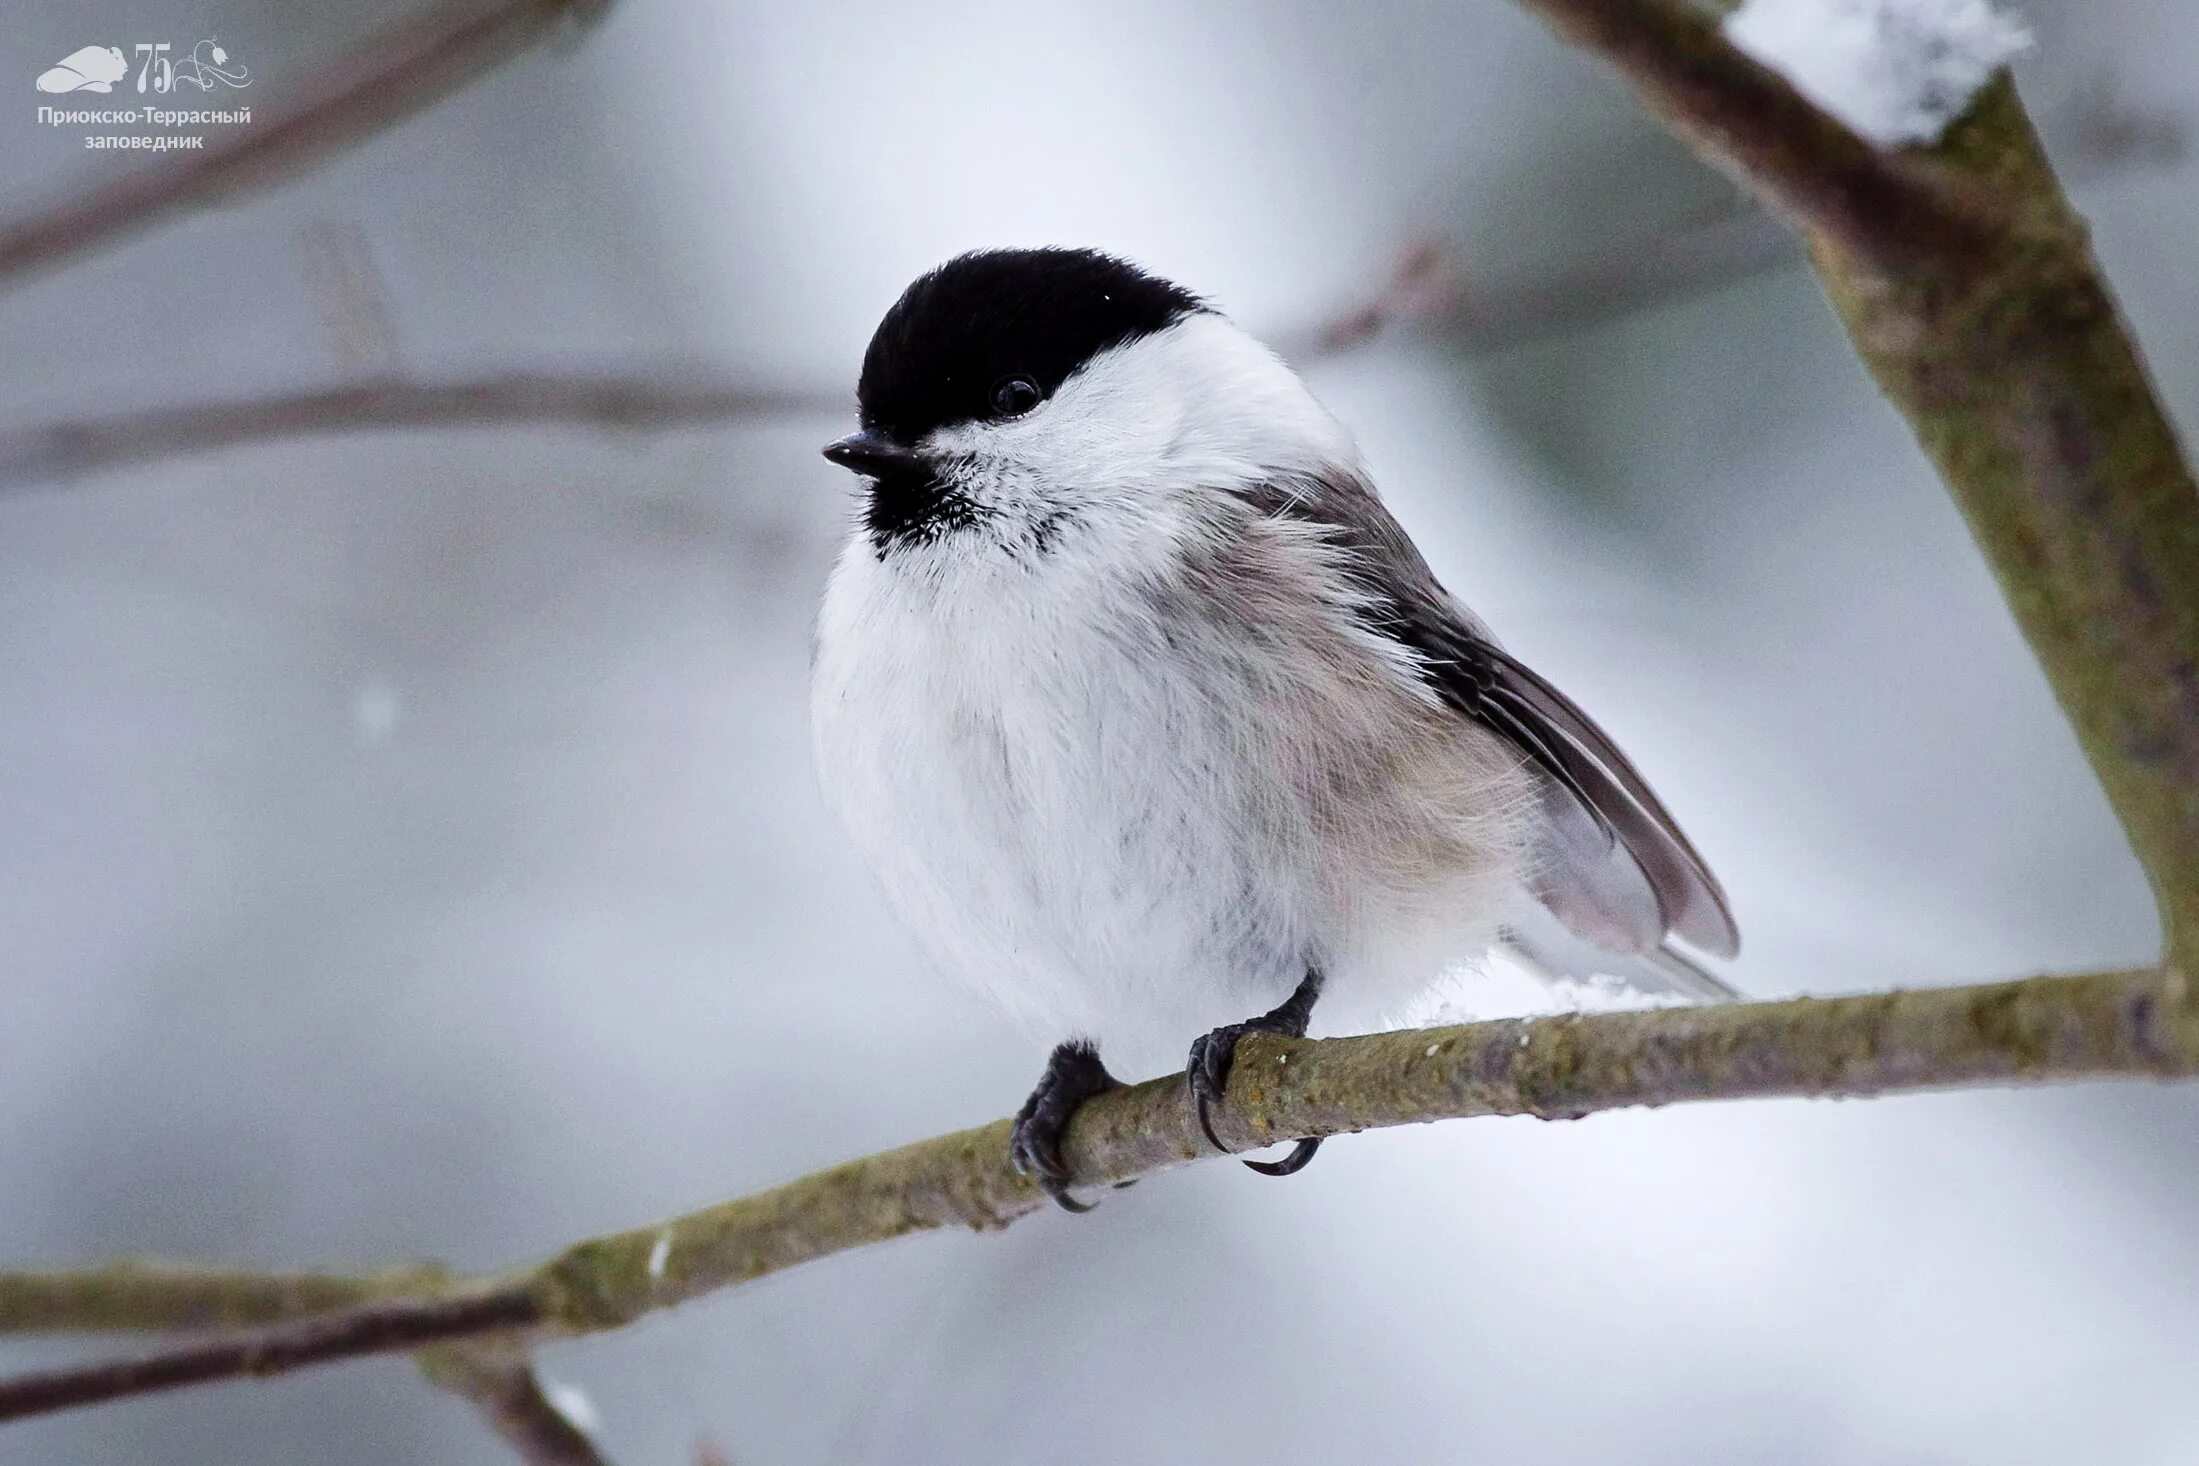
[36,45,129,94]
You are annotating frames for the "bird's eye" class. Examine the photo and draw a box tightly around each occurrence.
[989,375,1042,418]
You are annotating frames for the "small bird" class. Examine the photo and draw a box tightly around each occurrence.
[813,248,1737,1209]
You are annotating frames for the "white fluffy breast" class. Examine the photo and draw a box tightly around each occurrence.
[811,317,1535,1064]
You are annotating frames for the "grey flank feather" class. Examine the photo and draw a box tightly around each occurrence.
[1238,466,1740,981]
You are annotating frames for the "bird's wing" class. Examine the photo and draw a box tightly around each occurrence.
[1239,469,1739,969]
[1500,893,1738,1001]
[1401,609,1740,961]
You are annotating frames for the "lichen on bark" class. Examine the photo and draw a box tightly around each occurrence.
[1809,79,2199,968]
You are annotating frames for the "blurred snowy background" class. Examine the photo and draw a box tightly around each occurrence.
[2,1,2196,1462]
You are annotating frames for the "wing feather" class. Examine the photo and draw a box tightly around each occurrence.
[1417,620,1739,959]
[1237,468,1740,967]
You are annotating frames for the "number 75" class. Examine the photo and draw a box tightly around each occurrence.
[134,43,171,94]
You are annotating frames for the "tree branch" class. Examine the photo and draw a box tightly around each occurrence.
[1509,0,2001,269]
[0,1261,428,1332]
[0,373,844,494]
[1379,88,2183,358]
[0,1265,611,1463]
[1,967,2187,1424]
[421,1347,614,1466]
[1506,0,2199,970]
[0,0,608,289]
[1,87,2174,494]
[0,1288,537,1421]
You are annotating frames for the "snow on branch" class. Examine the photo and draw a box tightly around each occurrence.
[1724,0,2031,146]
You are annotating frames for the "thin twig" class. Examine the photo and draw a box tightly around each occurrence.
[422,1348,614,1466]
[0,0,608,289]
[1,968,2187,1425]
[298,219,405,373]
[0,373,844,493]
[0,90,2175,493]
[1410,93,2183,354]
[0,1266,612,1461]
[0,1290,539,1422]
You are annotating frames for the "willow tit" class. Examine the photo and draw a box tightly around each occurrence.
[813,248,1737,1209]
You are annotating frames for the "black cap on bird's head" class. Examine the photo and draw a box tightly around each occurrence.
[821,248,1206,474]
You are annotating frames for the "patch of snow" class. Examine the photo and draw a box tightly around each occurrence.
[1406,953,1705,1029]
[1539,976,1701,1014]
[542,1378,602,1436]
[1724,0,2031,145]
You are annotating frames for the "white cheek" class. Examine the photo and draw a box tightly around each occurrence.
[922,314,1358,510]
[927,393,1175,499]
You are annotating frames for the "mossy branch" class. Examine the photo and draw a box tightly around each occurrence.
[1,967,2188,1421]
[1506,0,2199,967]
[1814,81,2199,970]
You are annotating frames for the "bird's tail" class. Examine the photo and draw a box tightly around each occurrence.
[1500,893,1739,1004]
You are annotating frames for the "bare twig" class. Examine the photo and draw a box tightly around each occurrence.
[0,84,2175,493]
[0,1266,610,1463]
[0,1289,538,1421]
[0,373,844,493]
[1268,238,1464,360]
[1482,100,2178,347]
[422,1348,614,1466]
[1289,87,2185,363]
[1,967,2188,1424]
[298,220,405,373]
[0,0,608,289]
[1433,206,1793,354]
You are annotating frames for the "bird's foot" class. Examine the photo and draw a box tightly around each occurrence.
[1186,970,1326,1178]
[1010,1040,1123,1213]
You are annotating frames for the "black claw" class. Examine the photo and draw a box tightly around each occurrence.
[1184,970,1328,1179]
[1197,1098,1226,1154]
[1010,1041,1122,1213]
[1050,1187,1096,1215]
[1186,1028,1241,1151]
[1242,1137,1323,1177]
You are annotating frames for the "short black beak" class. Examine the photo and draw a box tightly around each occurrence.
[822,431,922,477]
